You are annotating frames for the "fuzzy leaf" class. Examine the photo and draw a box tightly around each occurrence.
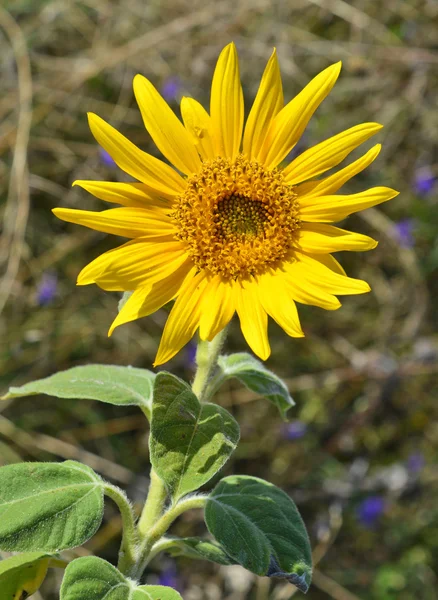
[0,552,50,599]
[61,556,182,600]
[217,353,294,420]
[2,364,155,412]
[205,475,312,593]
[150,372,239,501]
[137,585,183,599]
[0,461,104,552]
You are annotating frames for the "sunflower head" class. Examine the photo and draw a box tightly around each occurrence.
[53,43,398,365]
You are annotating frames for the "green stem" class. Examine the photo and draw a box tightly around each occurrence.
[130,332,226,579]
[133,495,207,579]
[137,468,168,536]
[146,537,181,564]
[191,327,228,402]
[204,369,227,400]
[103,484,138,574]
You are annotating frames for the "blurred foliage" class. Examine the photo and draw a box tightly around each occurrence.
[0,0,437,598]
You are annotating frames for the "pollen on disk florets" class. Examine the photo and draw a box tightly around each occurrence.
[172,155,301,280]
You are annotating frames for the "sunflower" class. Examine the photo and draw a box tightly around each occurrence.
[53,43,398,365]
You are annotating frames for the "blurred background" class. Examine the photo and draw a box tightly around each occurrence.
[1,0,437,598]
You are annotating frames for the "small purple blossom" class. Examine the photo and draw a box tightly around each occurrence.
[36,272,58,306]
[413,168,435,196]
[356,495,385,528]
[284,134,308,163]
[161,76,182,102]
[282,420,307,440]
[99,148,116,167]
[185,341,197,368]
[406,452,424,474]
[394,219,415,248]
[158,563,182,591]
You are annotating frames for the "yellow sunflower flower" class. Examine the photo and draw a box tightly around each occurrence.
[53,43,398,365]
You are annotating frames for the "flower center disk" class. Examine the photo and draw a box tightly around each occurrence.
[173,155,301,280]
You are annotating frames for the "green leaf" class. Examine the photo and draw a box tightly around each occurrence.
[150,372,240,501]
[0,552,50,599]
[168,537,236,566]
[61,556,182,600]
[137,585,183,600]
[217,353,294,420]
[0,460,104,552]
[205,475,312,593]
[2,364,155,413]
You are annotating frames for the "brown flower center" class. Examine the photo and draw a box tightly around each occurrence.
[172,155,300,279]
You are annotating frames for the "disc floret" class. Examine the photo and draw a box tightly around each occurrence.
[173,155,300,279]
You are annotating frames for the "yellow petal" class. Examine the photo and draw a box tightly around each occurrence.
[317,253,347,276]
[133,75,201,175]
[88,113,186,197]
[77,238,187,291]
[243,48,283,160]
[259,271,304,337]
[282,261,342,310]
[155,270,209,366]
[300,187,399,222]
[52,207,175,239]
[180,97,216,160]
[283,123,383,185]
[294,251,371,295]
[210,42,244,160]
[108,259,193,335]
[296,144,381,199]
[72,180,171,208]
[296,223,377,253]
[235,279,270,360]
[258,62,341,168]
[199,276,235,341]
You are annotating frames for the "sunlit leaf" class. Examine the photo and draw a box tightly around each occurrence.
[150,372,239,501]
[0,552,50,600]
[61,556,183,600]
[0,461,104,552]
[2,364,155,413]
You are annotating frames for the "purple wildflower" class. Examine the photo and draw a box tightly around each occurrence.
[36,272,58,306]
[356,495,385,528]
[161,76,182,102]
[185,341,197,368]
[414,168,435,196]
[394,219,415,248]
[158,563,181,591]
[406,452,424,474]
[282,420,307,440]
[99,148,116,167]
[284,134,308,163]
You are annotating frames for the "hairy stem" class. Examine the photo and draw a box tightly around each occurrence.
[131,331,225,579]
[191,327,228,402]
[137,468,168,536]
[203,369,227,400]
[103,484,138,574]
[146,537,181,564]
[133,495,207,579]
